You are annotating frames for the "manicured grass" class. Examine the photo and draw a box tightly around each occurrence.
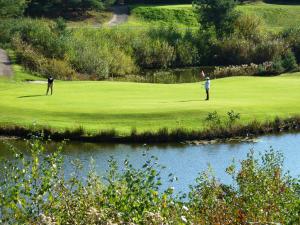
[127,2,300,31]
[0,66,300,134]
[237,2,300,32]
[128,4,198,27]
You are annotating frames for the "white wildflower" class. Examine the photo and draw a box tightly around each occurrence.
[182,205,189,211]
[181,215,188,223]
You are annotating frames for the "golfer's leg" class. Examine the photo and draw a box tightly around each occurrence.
[51,84,53,95]
[207,89,209,100]
[46,85,49,95]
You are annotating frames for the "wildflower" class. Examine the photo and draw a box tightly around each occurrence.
[182,205,189,211]
[40,213,56,225]
[181,215,187,223]
[87,207,100,218]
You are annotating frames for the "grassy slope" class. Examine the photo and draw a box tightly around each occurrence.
[126,2,300,31]
[237,2,300,32]
[0,66,300,134]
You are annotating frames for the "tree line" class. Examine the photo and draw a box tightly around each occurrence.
[0,0,115,18]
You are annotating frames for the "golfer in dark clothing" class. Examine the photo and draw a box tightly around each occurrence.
[46,76,54,95]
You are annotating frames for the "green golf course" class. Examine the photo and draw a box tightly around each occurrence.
[127,2,300,31]
[1,66,300,135]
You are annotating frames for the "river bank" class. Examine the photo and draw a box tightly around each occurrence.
[1,116,299,143]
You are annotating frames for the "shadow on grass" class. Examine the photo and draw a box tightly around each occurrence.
[176,99,205,103]
[18,94,45,98]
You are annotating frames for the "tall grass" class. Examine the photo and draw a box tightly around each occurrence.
[0,116,299,143]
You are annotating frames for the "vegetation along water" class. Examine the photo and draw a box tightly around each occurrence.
[1,0,300,224]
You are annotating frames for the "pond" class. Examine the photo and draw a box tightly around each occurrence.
[1,133,300,193]
[111,66,216,83]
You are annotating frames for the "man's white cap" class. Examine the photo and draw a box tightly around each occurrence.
[205,77,210,80]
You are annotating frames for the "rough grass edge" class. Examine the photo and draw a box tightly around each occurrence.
[0,116,300,143]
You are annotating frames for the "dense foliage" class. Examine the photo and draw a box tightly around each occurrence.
[25,0,112,17]
[0,0,27,18]
[0,136,299,224]
[0,0,115,18]
[1,0,299,80]
[194,0,239,38]
[0,15,299,80]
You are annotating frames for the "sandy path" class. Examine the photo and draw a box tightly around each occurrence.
[0,49,13,77]
[107,6,129,26]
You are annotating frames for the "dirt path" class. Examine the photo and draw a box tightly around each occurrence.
[0,49,13,77]
[107,5,129,27]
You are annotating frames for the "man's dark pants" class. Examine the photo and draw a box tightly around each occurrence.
[206,89,209,100]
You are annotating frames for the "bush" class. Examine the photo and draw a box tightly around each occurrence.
[270,56,285,74]
[234,14,264,42]
[13,37,77,80]
[282,27,300,64]
[282,50,298,71]
[0,18,68,58]
[0,0,27,18]
[133,38,175,68]
[1,136,299,224]
[67,29,136,78]
[214,37,255,65]
[42,58,77,80]
[252,39,286,64]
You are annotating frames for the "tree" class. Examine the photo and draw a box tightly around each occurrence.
[26,0,105,17]
[194,0,239,38]
[0,0,28,18]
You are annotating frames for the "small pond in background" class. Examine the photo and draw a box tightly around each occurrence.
[1,133,300,193]
[111,66,216,83]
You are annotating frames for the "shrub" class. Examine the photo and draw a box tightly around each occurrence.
[214,37,255,65]
[67,29,136,78]
[42,58,77,80]
[13,37,47,73]
[1,136,299,224]
[234,13,264,42]
[204,111,221,127]
[270,56,285,74]
[252,39,286,64]
[13,37,77,80]
[281,49,298,71]
[282,27,300,64]
[175,40,199,66]
[0,0,27,18]
[0,18,68,58]
[133,38,175,68]
[227,110,241,127]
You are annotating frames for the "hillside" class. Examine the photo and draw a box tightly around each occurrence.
[126,2,300,31]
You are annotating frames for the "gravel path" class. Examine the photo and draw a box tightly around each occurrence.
[0,49,13,77]
[108,5,129,26]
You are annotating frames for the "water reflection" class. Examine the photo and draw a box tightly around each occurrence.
[112,67,216,83]
[1,133,300,193]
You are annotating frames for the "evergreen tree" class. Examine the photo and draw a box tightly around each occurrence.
[194,0,239,38]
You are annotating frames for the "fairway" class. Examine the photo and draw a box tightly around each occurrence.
[1,68,300,134]
[127,2,300,31]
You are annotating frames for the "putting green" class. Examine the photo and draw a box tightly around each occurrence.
[0,66,300,134]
